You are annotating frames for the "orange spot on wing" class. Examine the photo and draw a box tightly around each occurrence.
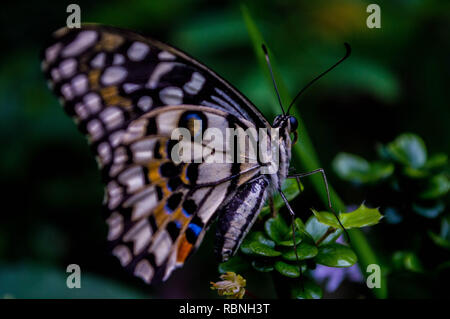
[96,32,124,51]
[177,235,193,263]
[100,86,132,108]
[88,70,101,90]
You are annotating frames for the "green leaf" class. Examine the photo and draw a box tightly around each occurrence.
[291,279,323,299]
[218,255,250,274]
[332,153,393,184]
[278,236,302,247]
[402,166,429,178]
[260,179,302,217]
[316,243,357,267]
[295,218,315,243]
[264,214,290,243]
[251,260,274,272]
[282,242,318,261]
[241,241,281,257]
[311,209,341,229]
[419,174,449,199]
[333,153,370,182]
[386,133,427,168]
[243,231,276,248]
[428,215,450,249]
[312,204,382,230]
[339,204,383,228]
[305,216,341,244]
[424,153,448,170]
[428,231,450,250]
[274,261,305,278]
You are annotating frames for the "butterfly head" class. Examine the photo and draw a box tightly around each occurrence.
[273,114,299,145]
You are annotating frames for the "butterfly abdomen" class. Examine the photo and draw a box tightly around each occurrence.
[215,176,270,262]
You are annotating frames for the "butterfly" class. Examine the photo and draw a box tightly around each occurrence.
[41,24,350,285]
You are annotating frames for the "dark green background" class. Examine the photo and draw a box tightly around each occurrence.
[0,0,448,298]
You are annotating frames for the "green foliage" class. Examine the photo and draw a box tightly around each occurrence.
[316,243,357,267]
[333,133,449,297]
[312,204,383,229]
[219,180,382,298]
[333,153,394,184]
[290,279,323,299]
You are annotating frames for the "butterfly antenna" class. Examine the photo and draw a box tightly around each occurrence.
[286,43,351,114]
[262,44,286,115]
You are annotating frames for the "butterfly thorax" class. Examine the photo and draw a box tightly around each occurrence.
[269,114,294,190]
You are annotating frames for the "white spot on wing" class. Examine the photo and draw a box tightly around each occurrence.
[146,62,177,89]
[45,43,62,63]
[106,212,123,240]
[99,106,124,130]
[123,83,141,94]
[86,119,103,141]
[62,30,98,57]
[83,92,102,114]
[109,130,124,148]
[101,66,127,86]
[158,51,176,60]
[107,181,123,209]
[97,142,112,166]
[71,74,88,95]
[159,86,183,105]
[183,72,205,95]
[59,58,77,78]
[51,68,61,82]
[134,259,154,284]
[123,219,152,255]
[130,138,157,164]
[112,245,132,266]
[118,166,145,193]
[127,42,149,61]
[91,52,106,68]
[113,54,125,65]
[74,103,89,120]
[61,83,74,100]
[124,186,158,220]
[137,96,153,111]
[149,230,172,266]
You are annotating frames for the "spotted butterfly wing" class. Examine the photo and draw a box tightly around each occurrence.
[41,25,276,284]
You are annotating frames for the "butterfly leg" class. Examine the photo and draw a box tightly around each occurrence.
[287,168,350,244]
[268,196,276,217]
[277,188,303,288]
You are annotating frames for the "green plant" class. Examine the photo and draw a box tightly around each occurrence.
[213,180,382,299]
[333,133,449,297]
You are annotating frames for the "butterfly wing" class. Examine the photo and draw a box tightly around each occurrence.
[41,25,268,283]
[41,24,270,133]
[105,105,262,283]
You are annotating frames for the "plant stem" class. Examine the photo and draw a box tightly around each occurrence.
[242,5,388,298]
[316,227,336,246]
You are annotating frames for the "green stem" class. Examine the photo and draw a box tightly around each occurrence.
[242,5,387,298]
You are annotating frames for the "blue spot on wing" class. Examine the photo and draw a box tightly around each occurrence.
[188,223,202,236]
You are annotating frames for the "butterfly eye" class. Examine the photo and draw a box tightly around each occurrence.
[289,116,298,132]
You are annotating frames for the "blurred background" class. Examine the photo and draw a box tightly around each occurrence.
[0,0,448,298]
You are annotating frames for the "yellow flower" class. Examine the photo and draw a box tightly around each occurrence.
[210,272,246,299]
